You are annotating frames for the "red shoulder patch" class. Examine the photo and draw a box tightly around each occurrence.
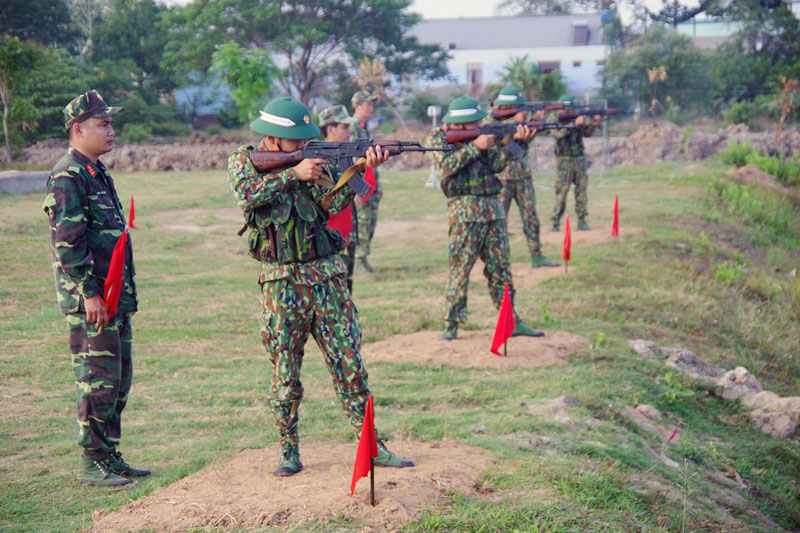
[86,163,96,177]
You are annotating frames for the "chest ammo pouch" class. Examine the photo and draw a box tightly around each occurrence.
[239,182,344,263]
[441,149,502,198]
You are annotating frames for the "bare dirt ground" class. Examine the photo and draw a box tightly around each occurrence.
[87,441,495,532]
[11,122,799,172]
[362,329,590,369]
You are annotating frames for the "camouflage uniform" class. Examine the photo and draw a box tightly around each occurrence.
[229,139,371,449]
[547,113,596,227]
[426,128,519,324]
[43,147,137,460]
[348,119,381,261]
[483,115,545,259]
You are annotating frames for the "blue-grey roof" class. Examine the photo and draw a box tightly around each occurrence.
[409,13,605,49]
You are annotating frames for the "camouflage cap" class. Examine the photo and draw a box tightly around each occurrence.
[318,105,351,128]
[494,86,526,106]
[442,96,487,124]
[351,90,379,107]
[250,97,320,140]
[63,90,123,129]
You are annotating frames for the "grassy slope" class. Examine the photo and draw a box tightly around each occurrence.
[0,160,798,532]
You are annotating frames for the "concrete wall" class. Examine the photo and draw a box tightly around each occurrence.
[0,170,49,195]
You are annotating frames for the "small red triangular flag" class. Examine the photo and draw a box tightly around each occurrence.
[128,195,137,229]
[350,396,378,497]
[361,167,377,201]
[562,216,571,264]
[327,204,354,240]
[490,283,515,356]
[103,229,128,318]
[611,195,619,237]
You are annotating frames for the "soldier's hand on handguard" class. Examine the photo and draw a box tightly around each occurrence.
[473,134,496,151]
[364,145,390,168]
[293,158,328,181]
[575,115,587,126]
[592,114,603,125]
[513,123,536,141]
[85,294,109,330]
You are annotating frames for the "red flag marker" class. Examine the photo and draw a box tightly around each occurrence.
[129,195,137,229]
[562,216,571,273]
[102,196,137,322]
[361,167,377,201]
[490,283,515,356]
[327,204,354,241]
[351,396,378,504]
[611,195,619,237]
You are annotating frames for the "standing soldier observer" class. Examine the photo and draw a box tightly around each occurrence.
[347,91,381,273]
[485,86,559,268]
[427,96,546,341]
[228,97,413,477]
[318,104,359,293]
[548,94,602,232]
[42,90,151,487]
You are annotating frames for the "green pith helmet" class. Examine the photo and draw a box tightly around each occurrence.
[63,90,123,129]
[559,93,578,103]
[494,86,526,106]
[442,96,488,124]
[250,97,320,140]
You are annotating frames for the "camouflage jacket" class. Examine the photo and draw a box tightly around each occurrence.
[42,147,137,315]
[546,111,596,157]
[228,139,356,285]
[482,115,533,182]
[347,118,381,194]
[426,128,511,224]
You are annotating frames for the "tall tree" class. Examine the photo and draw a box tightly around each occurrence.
[646,0,717,29]
[0,0,77,49]
[66,0,109,61]
[210,42,279,122]
[162,0,449,105]
[0,35,44,157]
[496,0,621,16]
[91,0,174,92]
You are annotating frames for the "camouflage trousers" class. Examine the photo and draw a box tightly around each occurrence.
[444,220,516,324]
[355,191,380,260]
[501,178,543,258]
[260,274,371,448]
[340,204,359,293]
[551,156,589,225]
[67,312,133,460]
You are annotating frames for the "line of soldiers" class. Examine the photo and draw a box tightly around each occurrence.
[43,86,604,486]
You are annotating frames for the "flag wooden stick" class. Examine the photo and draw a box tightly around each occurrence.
[370,458,375,506]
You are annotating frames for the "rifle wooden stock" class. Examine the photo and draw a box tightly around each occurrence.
[444,129,484,144]
[249,150,305,173]
[491,102,564,120]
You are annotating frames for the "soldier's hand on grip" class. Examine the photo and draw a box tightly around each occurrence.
[293,158,327,181]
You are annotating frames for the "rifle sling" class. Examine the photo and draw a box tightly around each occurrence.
[320,156,368,211]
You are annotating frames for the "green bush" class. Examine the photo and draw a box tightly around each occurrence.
[747,151,800,187]
[723,96,776,129]
[122,123,153,144]
[719,141,754,167]
[404,90,444,122]
[709,177,800,248]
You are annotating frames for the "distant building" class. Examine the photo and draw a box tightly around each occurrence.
[408,13,609,99]
[674,19,741,49]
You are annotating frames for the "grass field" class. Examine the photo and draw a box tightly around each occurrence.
[1,159,799,531]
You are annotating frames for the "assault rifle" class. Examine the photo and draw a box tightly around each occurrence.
[250,140,452,198]
[445,121,572,159]
[491,101,564,120]
[556,108,632,122]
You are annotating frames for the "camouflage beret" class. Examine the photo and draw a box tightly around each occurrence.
[351,91,378,107]
[63,90,123,129]
[318,105,351,128]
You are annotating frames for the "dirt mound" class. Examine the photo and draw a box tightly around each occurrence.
[734,164,800,207]
[15,123,799,172]
[87,441,494,532]
[362,329,589,369]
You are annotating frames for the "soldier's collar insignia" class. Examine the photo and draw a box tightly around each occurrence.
[86,163,96,177]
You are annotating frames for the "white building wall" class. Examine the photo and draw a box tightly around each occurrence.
[421,45,608,96]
